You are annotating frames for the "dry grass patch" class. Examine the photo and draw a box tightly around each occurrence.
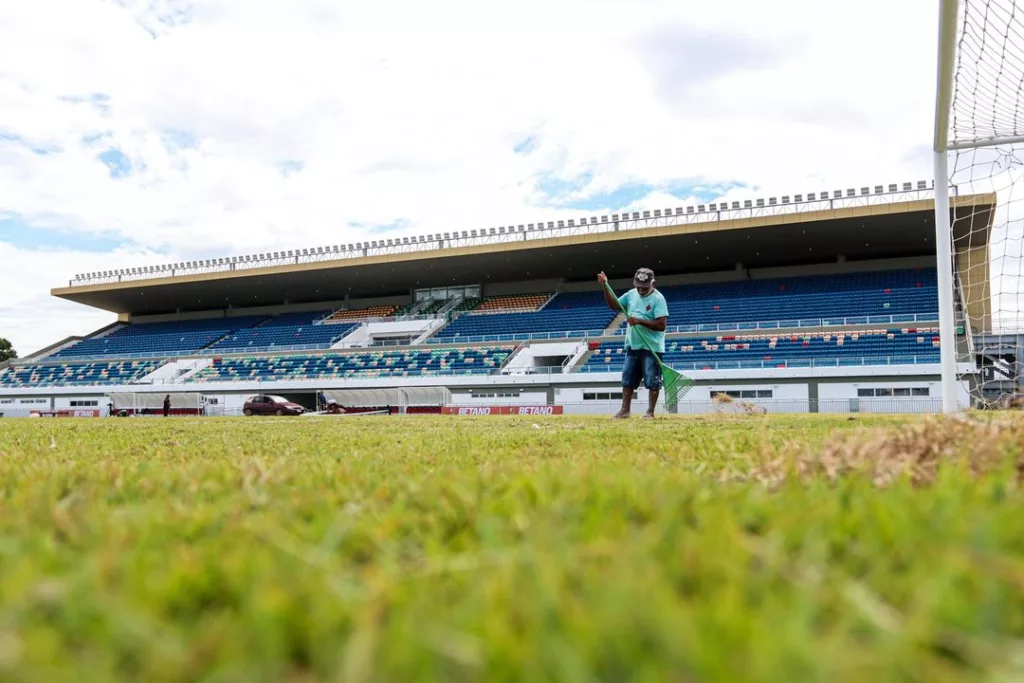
[743,414,1024,487]
[711,392,768,415]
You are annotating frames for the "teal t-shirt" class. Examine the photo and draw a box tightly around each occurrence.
[618,288,669,353]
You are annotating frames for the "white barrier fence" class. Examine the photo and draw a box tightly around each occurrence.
[0,397,950,418]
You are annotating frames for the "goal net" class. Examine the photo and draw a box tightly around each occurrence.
[937,0,1024,408]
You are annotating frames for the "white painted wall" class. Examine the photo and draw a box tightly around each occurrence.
[0,396,51,407]
[816,379,969,414]
[53,396,105,409]
[333,320,431,347]
[528,342,582,357]
[682,383,807,402]
[503,341,582,373]
[818,380,938,400]
[365,320,434,335]
[449,389,549,405]
[136,358,212,384]
[330,324,368,347]
[555,383,810,415]
[0,396,52,416]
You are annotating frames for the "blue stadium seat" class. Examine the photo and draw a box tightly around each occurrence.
[433,269,938,341]
[51,316,270,358]
[189,346,515,382]
[580,328,941,372]
[433,291,616,340]
[0,359,166,387]
[208,311,355,351]
[650,268,937,328]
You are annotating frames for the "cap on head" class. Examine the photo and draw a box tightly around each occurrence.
[633,267,655,289]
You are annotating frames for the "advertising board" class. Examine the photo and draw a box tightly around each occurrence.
[441,405,563,415]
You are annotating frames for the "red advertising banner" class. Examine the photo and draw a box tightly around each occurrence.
[30,409,101,418]
[442,405,564,415]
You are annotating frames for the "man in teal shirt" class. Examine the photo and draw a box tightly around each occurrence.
[598,267,669,418]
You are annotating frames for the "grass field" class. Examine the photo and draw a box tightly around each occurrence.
[1,413,1023,682]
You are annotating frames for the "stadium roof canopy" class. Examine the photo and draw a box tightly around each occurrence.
[51,190,994,316]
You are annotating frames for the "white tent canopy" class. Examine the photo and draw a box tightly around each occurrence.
[107,392,204,410]
[322,387,451,408]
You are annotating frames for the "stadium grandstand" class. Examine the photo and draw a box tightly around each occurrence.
[0,180,999,417]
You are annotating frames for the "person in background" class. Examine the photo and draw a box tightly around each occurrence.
[163,395,171,417]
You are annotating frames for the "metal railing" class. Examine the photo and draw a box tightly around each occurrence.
[652,313,941,335]
[319,313,440,326]
[162,368,500,384]
[423,313,941,346]
[538,397,945,415]
[0,397,951,418]
[574,355,940,373]
[0,354,944,390]
[428,329,609,345]
[29,343,338,364]
[13,318,946,366]
[195,342,340,356]
[66,180,942,287]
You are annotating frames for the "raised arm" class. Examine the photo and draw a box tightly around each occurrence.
[597,272,622,312]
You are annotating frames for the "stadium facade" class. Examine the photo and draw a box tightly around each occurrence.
[0,181,996,417]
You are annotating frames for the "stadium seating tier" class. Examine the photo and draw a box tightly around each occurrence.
[323,305,398,323]
[188,346,515,382]
[649,268,938,328]
[0,360,166,387]
[433,270,937,341]
[581,328,941,372]
[51,316,269,359]
[472,293,551,314]
[2,267,943,391]
[435,291,616,340]
[209,312,355,351]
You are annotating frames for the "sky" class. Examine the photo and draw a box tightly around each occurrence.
[0,0,945,355]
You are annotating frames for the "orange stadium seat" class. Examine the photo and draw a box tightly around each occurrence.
[471,294,550,314]
[323,305,399,323]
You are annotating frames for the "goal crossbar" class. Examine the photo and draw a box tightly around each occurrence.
[946,134,1024,151]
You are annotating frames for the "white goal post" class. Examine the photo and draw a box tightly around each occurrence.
[933,0,1024,411]
[933,0,962,413]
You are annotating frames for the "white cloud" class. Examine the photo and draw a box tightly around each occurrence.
[0,0,945,353]
[0,243,153,357]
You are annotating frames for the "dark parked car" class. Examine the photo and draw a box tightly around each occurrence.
[242,395,306,416]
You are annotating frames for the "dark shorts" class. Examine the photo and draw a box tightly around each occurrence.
[621,348,664,390]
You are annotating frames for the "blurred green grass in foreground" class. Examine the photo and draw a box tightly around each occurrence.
[0,413,1022,683]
